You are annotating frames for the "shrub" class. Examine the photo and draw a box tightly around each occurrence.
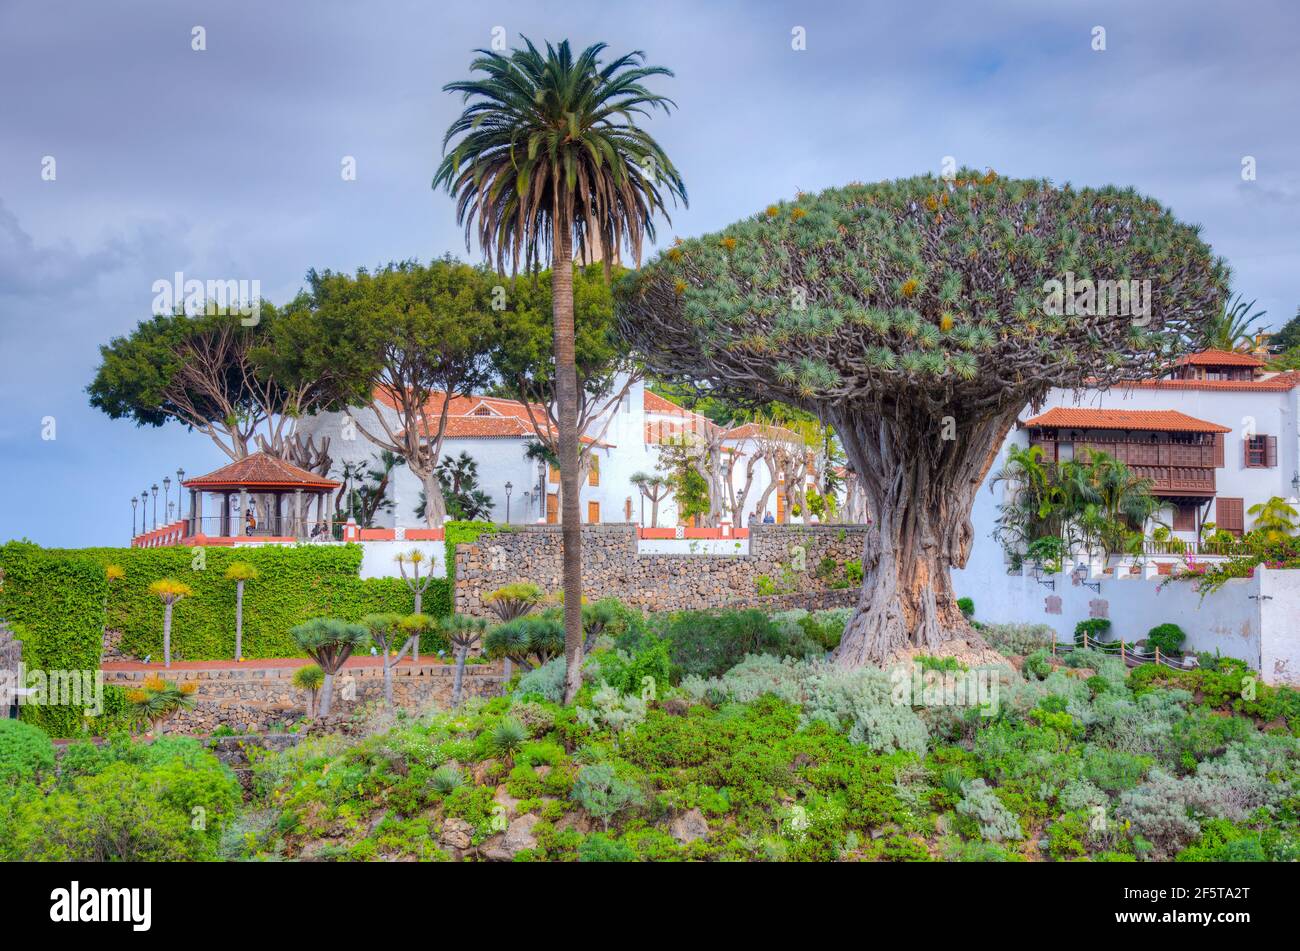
[1,738,239,861]
[0,720,55,784]
[571,763,644,831]
[578,832,636,862]
[981,622,1055,655]
[516,658,567,702]
[955,779,1022,843]
[431,765,467,795]
[489,717,529,761]
[590,635,672,697]
[1146,623,1187,656]
[1023,649,1053,680]
[956,597,974,618]
[576,683,648,734]
[1073,618,1111,647]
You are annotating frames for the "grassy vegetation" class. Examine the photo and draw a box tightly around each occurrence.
[3,605,1298,862]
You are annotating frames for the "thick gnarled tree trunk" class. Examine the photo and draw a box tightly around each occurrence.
[831,405,1021,666]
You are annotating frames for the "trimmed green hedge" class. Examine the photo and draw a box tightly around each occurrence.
[1,542,451,664]
[0,542,132,736]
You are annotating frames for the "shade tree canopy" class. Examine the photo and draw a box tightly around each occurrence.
[617,172,1227,665]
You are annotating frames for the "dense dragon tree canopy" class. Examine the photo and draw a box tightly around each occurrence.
[617,172,1228,420]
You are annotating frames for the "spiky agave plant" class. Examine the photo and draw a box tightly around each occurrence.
[126,676,196,736]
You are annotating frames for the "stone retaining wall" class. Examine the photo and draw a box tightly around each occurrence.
[102,661,507,734]
[455,522,869,616]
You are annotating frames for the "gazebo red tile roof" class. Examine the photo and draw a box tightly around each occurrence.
[1023,408,1231,434]
[182,452,340,489]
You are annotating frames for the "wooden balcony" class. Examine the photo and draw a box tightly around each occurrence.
[1128,464,1216,496]
[1027,434,1220,496]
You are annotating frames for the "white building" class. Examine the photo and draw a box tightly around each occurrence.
[962,349,1300,575]
[298,376,807,529]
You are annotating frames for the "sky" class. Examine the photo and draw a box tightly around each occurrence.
[1,0,1298,547]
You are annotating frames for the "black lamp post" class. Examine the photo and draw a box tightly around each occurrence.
[176,468,185,519]
[131,496,138,537]
[504,481,513,523]
[150,483,159,530]
[162,477,171,523]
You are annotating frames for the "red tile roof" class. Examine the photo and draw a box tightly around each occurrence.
[183,452,341,489]
[1122,372,1300,393]
[1174,349,1265,367]
[1023,408,1231,434]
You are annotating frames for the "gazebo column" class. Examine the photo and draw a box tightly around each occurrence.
[326,489,335,539]
[220,493,230,537]
[294,488,304,539]
[238,487,248,538]
[192,490,202,537]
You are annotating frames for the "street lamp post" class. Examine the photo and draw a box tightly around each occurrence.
[150,484,159,530]
[163,477,171,524]
[131,496,138,537]
[176,468,185,519]
[504,481,513,523]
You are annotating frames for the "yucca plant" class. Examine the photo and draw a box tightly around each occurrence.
[484,616,564,672]
[431,764,467,795]
[147,578,194,668]
[223,561,258,661]
[489,716,529,765]
[292,663,325,718]
[289,618,369,716]
[358,612,414,707]
[436,37,687,704]
[394,549,435,657]
[126,675,196,736]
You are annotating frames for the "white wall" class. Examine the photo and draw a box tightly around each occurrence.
[357,540,447,579]
[637,537,749,556]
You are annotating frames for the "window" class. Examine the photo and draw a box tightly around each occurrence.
[588,455,600,486]
[1244,435,1277,468]
[1171,502,1196,533]
[1216,497,1244,536]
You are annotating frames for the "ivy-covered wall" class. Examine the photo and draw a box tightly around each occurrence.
[0,541,452,665]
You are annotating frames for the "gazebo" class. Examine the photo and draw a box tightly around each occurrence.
[182,452,341,542]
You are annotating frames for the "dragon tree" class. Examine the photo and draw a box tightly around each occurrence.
[617,173,1226,665]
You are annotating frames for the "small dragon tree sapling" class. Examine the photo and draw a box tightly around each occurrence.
[126,676,196,737]
[147,578,194,668]
[102,563,124,645]
[358,612,415,707]
[289,618,369,716]
[442,614,489,707]
[483,582,544,681]
[224,561,258,661]
[394,549,436,659]
[293,663,325,718]
[484,616,565,673]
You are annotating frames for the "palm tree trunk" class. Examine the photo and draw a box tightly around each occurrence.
[552,221,584,705]
[234,580,244,661]
[163,602,173,668]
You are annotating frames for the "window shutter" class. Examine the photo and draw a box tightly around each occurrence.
[1212,434,1224,467]
[588,455,600,486]
[1216,497,1244,535]
[1172,504,1195,532]
[1266,435,1278,467]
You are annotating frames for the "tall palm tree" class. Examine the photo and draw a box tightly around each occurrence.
[435,37,686,703]
[1199,292,1268,352]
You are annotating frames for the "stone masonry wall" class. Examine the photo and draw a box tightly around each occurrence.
[102,661,506,734]
[455,523,869,616]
